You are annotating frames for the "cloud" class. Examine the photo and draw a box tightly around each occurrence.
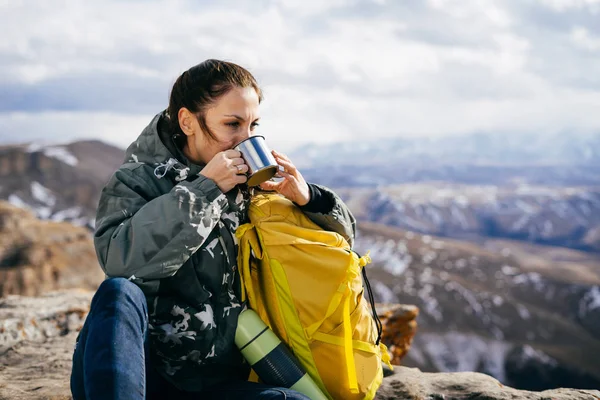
[571,26,600,51]
[0,0,599,151]
[535,0,600,13]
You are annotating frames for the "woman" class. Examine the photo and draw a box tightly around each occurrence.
[70,59,356,399]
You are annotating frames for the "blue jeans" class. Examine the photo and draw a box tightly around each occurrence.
[70,278,310,400]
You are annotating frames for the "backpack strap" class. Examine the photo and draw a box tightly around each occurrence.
[342,291,359,394]
[312,332,379,354]
[269,259,332,398]
[304,251,362,395]
[236,223,262,306]
[303,251,360,338]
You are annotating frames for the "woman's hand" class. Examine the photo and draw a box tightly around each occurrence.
[259,150,310,206]
[200,149,248,193]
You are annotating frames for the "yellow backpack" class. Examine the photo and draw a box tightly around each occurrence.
[236,193,392,400]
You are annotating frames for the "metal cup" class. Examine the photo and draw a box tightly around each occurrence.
[234,135,278,187]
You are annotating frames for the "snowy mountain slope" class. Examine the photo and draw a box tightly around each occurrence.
[337,184,600,252]
[290,132,600,169]
[355,222,600,390]
[0,140,124,227]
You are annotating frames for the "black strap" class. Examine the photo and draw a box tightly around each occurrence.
[354,251,383,345]
[362,267,383,345]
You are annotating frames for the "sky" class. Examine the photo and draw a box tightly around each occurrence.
[1,0,600,152]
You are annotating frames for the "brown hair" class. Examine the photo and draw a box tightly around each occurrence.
[167,59,263,147]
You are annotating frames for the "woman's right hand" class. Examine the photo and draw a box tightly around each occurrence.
[200,149,248,193]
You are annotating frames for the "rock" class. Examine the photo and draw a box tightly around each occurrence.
[0,290,92,400]
[0,202,104,297]
[0,290,92,354]
[374,366,600,400]
[377,303,419,364]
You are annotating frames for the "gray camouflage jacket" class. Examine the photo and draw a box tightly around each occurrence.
[94,111,356,392]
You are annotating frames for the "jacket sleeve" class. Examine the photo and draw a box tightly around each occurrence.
[300,183,356,247]
[94,164,227,281]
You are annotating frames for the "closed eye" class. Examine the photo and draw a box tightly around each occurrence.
[225,121,260,129]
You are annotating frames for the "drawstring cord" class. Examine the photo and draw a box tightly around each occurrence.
[362,267,383,345]
[154,158,190,181]
[356,251,383,346]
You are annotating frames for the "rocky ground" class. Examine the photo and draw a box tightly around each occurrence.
[0,202,104,297]
[1,290,598,400]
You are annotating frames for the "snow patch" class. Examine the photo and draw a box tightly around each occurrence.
[517,345,558,368]
[512,273,544,291]
[516,304,531,320]
[8,194,29,209]
[431,240,445,249]
[417,284,443,322]
[450,205,469,229]
[501,265,519,275]
[31,182,56,207]
[43,147,78,166]
[51,207,82,221]
[372,281,396,303]
[356,236,412,276]
[578,285,600,318]
[421,250,437,265]
[26,142,45,152]
[444,280,483,317]
[492,295,504,306]
[35,207,52,219]
[416,332,510,382]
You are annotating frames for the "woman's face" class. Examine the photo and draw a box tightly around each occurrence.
[181,86,261,165]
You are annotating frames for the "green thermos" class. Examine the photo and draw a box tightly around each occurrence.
[235,309,328,400]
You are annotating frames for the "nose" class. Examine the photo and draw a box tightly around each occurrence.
[239,126,253,141]
[231,129,252,149]
[244,124,254,137]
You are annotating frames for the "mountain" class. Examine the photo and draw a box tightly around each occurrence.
[299,163,600,188]
[354,222,600,390]
[0,140,125,228]
[290,131,600,169]
[334,183,600,252]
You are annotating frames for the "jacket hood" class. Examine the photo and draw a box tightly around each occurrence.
[123,110,204,182]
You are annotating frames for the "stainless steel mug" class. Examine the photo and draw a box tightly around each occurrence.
[234,135,278,187]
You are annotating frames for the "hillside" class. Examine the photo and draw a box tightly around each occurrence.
[335,183,600,252]
[0,140,124,227]
[290,132,600,169]
[354,222,600,390]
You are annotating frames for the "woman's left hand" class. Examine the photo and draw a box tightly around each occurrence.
[259,150,310,206]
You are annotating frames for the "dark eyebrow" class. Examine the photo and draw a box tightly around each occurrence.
[223,115,261,122]
[223,114,244,121]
